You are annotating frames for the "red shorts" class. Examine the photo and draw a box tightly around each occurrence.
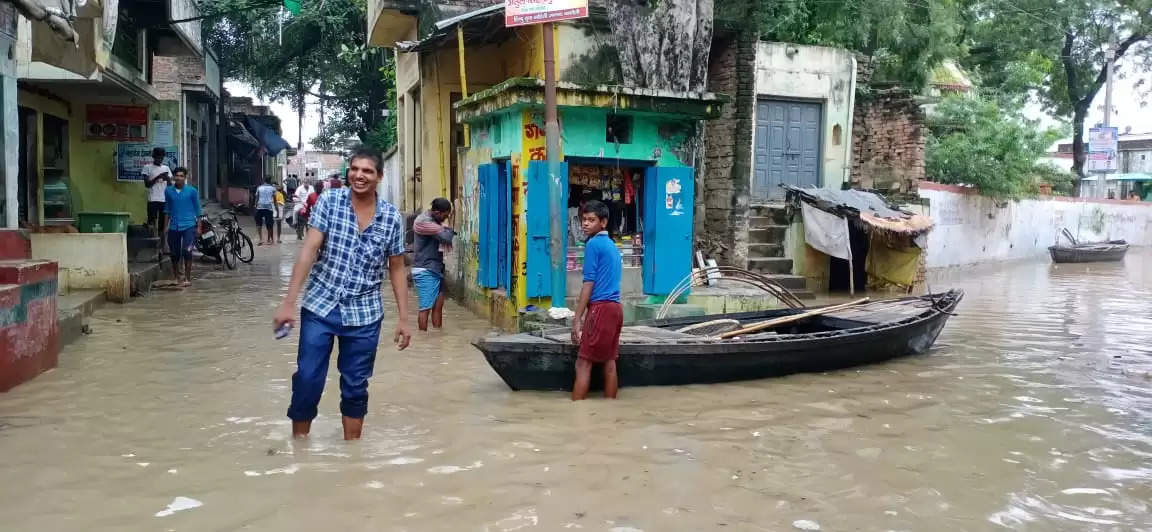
[578,301,623,363]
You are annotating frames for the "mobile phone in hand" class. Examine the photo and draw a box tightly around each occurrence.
[274,323,293,340]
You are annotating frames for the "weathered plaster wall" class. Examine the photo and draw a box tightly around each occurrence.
[30,233,131,302]
[754,42,856,189]
[918,182,1152,268]
[412,28,540,210]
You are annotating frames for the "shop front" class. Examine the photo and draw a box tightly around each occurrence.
[451,79,723,328]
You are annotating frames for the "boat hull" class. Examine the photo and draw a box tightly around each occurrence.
[475,291,963,391]
[1049,244,1128,263]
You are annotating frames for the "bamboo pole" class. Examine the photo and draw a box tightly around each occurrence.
[457,26,470,148]
[719,298,871,339]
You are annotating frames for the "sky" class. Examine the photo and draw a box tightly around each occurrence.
[225,81,322,150]
[1029,55,1152,142]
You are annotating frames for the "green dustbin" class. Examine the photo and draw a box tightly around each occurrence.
[77,212,132,233]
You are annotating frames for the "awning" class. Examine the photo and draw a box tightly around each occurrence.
[786,185,934,238]
[395,4,506,53]
[1081,173,1152,182]
[245,117,291,156]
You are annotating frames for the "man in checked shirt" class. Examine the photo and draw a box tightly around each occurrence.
[273,146,412,440]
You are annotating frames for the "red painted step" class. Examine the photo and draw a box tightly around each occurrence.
[0,230,31,260]
[0,259,58,285]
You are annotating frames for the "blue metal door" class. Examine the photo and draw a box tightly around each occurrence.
[643,166,694,295]
[753,100,822,200]
[477,163,498,287]
[525,161,568,298]
[499,160,513,290]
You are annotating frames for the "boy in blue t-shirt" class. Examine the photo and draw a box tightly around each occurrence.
[570,200,623,400]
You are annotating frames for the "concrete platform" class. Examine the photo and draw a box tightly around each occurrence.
[130,261,166,296]
[58,290,106,348]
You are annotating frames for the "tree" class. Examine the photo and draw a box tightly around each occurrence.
[964,0,1152,177]
[606,0,714,92]
[203,0,396,151]
[926,94,1067,198]
[722,0,965,87]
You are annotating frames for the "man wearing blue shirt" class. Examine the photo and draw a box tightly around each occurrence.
[164,167,201,287]
[273,146,411,440]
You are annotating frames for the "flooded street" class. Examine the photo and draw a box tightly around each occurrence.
[1,243,1151,531]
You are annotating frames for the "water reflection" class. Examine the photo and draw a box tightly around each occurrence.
[0,244,1149,530]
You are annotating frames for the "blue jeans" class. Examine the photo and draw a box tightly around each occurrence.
[168,226,197,262]
[287,306,382,421]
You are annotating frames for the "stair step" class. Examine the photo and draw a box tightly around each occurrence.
[0,230,31,260]
[749,216,783,228]
[747,257,793,275]
[0,259,58,285]
[750,204,790,224]
[748,243,784,258]
[764,274,807,290]
[748,225,787,244]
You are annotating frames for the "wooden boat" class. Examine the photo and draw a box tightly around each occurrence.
[474,290,963,391]
[1048,241,1129,263]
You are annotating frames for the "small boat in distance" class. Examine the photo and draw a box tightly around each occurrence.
[474,291,963,391]
[1049,228,1129,263]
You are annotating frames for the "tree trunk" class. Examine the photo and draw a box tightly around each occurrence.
[606,0,714,92]
[296,60,305,150]
[1071,103,1087,179]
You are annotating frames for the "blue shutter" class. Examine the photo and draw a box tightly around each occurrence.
[525,161,568,298]
[525,161,549,298]
[643,166,695,295]
[477,163,498,288]
[499,160,513,289]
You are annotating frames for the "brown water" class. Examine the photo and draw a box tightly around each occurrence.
[1,243,1151,531]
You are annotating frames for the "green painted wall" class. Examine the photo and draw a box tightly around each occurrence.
[558,107,696,166]
[18,89,180,225]
[470,110,522,157]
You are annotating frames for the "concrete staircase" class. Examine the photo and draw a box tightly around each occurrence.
[747,204,813,300]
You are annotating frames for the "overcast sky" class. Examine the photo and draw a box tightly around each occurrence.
[225,81,322,150]
[1028,55,1152,142]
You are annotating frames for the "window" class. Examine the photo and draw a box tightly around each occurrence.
[606,114,633,144]
[112,8,144,71]
[42,114,72,221]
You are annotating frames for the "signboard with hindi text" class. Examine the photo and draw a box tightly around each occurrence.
[116,143,178,182]
[505,0,588,27]
[1087,127,1118,173]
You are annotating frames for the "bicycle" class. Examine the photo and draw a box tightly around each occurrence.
[218,210,255,268]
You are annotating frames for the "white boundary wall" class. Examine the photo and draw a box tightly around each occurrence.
[917,182,1152,268]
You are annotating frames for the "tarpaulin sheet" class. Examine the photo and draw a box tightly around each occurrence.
[865,233,922,288]
[802,202,851,260]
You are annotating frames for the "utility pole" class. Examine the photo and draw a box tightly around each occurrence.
[1101,42,1115,199]
[543,22,565,309]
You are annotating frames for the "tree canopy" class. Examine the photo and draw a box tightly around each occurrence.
[927,94,1071,198]
[203,0,395,151]
[963,0,1152,176]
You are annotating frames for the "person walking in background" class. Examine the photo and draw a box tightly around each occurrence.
[143,147,171,260]
[570,200,623,401]
[255,177,277,246]
[273,147,410,441]
[292,179,316,240]
[274,184,286,244]
[411,198,455,331]
[164,167,201,287]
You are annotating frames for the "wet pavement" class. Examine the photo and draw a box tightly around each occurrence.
[1,241,1150,531]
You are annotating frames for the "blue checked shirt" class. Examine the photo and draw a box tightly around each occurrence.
[301,188,405,326]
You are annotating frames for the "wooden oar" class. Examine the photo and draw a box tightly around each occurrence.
[719,298,871,339]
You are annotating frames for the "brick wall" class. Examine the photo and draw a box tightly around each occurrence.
[698,31,755,268]
[152,55,208,102]
[850,57,926,197]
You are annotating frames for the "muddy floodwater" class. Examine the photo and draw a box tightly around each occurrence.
[1,244,1150,531]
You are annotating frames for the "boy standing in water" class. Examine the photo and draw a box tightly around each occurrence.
[570,200,623,400]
